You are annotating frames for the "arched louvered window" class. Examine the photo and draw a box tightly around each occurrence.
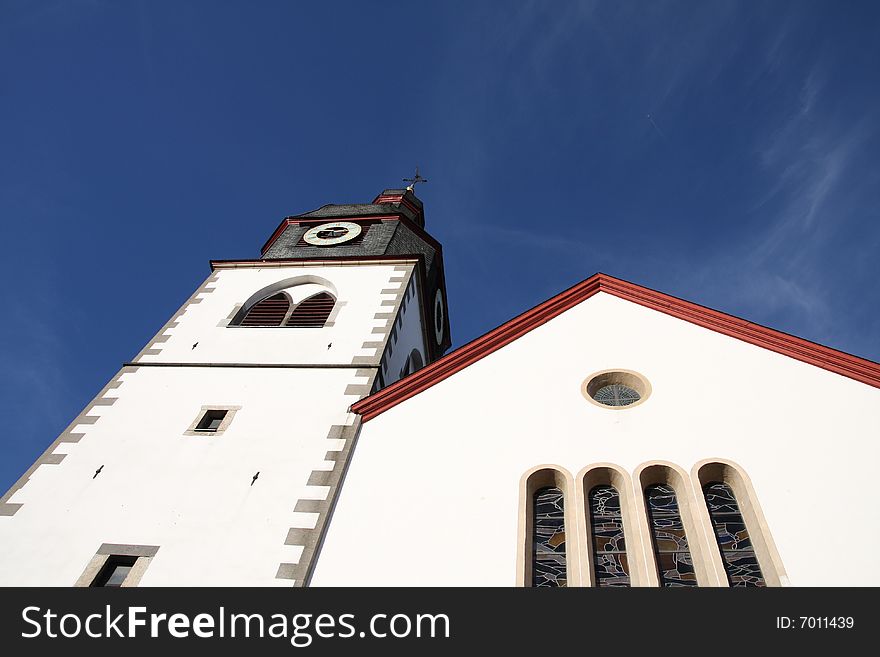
[236,291,335,328]
[286,292,335,328]
[703,482,766,587]
[589,485,630,587]
[645,484,698,587]
[533,486,567,587]
[239,293,290,327]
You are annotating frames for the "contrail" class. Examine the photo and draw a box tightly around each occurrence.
[646,113,668,140]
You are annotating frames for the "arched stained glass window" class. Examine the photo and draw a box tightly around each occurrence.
[239,293,290,327]
[286,292,335,328]
[645,484,698,587]
[703,482,766,587]
[532,486,567,587]
[588,485,630,587]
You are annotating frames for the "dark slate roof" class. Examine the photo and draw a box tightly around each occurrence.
[296,204,401,219]
[291,189,425,226]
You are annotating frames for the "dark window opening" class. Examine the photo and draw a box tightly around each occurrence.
[91,555,138,588]
[703,482,766,587]
[645,484,698,587]
[239,293,290,327]
[589,485,630,587]
[286,293,335,328]
[195,409,228,432]
[532,486,567,587]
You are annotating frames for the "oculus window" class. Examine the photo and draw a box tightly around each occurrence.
[583,370,651,409]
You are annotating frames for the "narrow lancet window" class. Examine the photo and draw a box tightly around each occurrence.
[589,485,630,587]
[645,484,698,587]
[703,482,766,587]
[532,486,567,587]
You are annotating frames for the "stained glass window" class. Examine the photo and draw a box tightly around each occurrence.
[532,486,567,587]
[588,485,630,587]
[645,484,698,587]
[592,384,640,407]
[703,482,766,587]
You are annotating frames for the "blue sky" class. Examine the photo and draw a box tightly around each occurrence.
[2,1,879,493]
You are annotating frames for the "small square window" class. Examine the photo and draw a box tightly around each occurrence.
[91,555,138,587]
[74,544,159,588]
[184,405,240,436]
[195,409,228,432]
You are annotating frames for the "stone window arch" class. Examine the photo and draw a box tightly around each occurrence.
[634,461,721,587]
[229,277,339,328]
[517,465,579,587]
[692,459,788,587]
[576,464,648,587]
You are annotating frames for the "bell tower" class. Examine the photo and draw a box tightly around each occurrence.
[0,187,450,587]
[256,187,451,378]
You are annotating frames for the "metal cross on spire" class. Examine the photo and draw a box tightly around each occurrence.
[403,166,428,192]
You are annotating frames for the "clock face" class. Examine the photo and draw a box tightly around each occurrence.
[302,221,362,246]
[433,288,445,345]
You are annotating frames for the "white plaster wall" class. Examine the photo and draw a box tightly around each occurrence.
[0,366,366,586]
[312,292,880,586]
[137,263,413,365]
[378,276,428,386]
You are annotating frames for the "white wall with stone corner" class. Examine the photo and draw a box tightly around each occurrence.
[311,291,880,586]
[376,275,428,388]
[0,260,429,586]
[135,262,416,366]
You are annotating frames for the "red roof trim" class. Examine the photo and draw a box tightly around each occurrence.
[352,273,880,422]
[373,193,421,217]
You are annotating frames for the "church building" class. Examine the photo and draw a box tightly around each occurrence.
[1,187,878,587]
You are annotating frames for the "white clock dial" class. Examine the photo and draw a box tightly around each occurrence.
[433,288,445,345]
[302,221,362,246]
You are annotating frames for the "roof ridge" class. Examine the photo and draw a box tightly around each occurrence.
[351,273,880,422]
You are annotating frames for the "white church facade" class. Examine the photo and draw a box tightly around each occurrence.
[1,188,879,587]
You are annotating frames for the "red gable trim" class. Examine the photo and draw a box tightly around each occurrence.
[373,193,422,217]
[352,272,880,422]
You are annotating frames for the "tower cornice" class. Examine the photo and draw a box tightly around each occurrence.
[211,254,423,271]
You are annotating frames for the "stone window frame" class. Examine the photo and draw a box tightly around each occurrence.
[575,463,650,587]
[581,369,652,410]
[691,458,789,587]
[633,460,724,587]
[73,543,159,588]
[184,405,241,437]
[224,275,341,329]
[518,460,783,587]
[516,465,581,587]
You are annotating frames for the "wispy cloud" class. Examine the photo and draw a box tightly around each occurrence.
[646,113,668,140]
[754,65,868,257]
[427,3,879,358]
[675,59,877,348]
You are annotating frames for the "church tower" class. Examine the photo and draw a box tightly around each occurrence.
[0,187,450,587]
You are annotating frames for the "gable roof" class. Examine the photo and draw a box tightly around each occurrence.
[352,273,880,421]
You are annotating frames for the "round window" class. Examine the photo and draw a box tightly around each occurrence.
[582,370,651,409]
